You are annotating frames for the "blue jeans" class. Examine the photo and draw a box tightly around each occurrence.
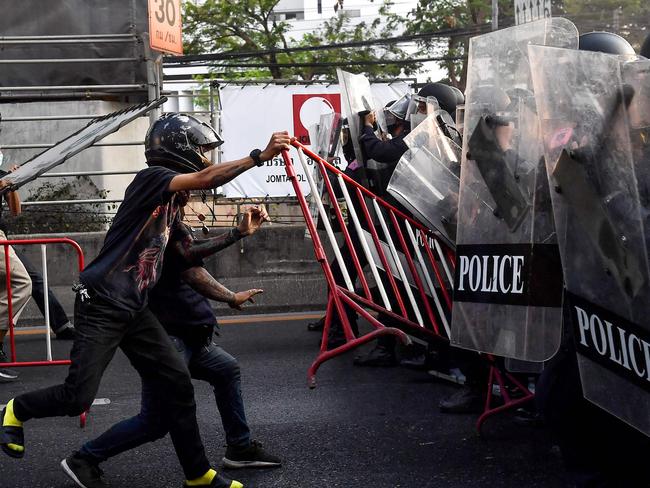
[80,335,251,463]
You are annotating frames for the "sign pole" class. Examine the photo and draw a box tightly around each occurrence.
[492,0,499,30]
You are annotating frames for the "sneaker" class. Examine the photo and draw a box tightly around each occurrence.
[400,353,428,370]
[1,407,25,458]
[512,407,543,427]
[61,452,108,488]
[223,440,281,469]
[439,385,483,414]
[0,368,18,383]
[183,473,243,488]
[307,317,325,332]
[0,348,18,382]
[353,345,397,367]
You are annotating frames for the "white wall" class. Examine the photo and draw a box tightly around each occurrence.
[0,100,150,203]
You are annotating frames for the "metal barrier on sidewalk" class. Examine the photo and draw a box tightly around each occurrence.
[0,237,88,427]
[282,141,455,387]
[283,139,535,433]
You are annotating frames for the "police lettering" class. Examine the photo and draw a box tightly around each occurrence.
[575,306,650,383]
[457,254,525,294]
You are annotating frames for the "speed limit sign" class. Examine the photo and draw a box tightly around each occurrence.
[148,0,183,55]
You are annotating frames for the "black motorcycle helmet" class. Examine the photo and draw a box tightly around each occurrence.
[449,85,465,107]
[417,82,459,116]
[578,31,635,56]
[145,113,223,173]
[641,33,650,59]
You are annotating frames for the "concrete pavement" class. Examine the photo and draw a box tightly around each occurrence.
[0,314,567,488]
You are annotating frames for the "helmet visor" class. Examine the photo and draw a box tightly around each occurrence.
[387,94,412,120]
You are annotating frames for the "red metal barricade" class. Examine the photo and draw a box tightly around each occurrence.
[282,142,454,383]
[0,237,87,426]
[283,139,534,433]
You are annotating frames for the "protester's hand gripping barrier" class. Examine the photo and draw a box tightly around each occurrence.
[282,140,455,388]
[0,237,88,427]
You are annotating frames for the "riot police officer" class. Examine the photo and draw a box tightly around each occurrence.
[536,31,650,488]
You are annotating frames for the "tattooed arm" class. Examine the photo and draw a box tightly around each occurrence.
[171,227,243,265]
[168,132,291,192]
[170,205,270,264]
[181,266,262,310]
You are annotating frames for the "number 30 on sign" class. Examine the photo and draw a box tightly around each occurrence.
[148,0,183,55]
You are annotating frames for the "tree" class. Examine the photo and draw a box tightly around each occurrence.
[183,0,290,79]
[388,0,512,90]
[557,0,650,49]
[393,0,650,90]
[182,0,416,80]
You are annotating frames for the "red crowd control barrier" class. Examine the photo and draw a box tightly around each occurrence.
[1,237,87,427]
[283,139,534,433]
[282,141,454,387]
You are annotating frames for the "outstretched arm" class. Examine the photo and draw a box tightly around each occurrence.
[171,205,270,264]
[168,132,291,192]
[181,266,262,310]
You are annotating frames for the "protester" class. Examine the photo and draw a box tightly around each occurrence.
[61,203,281,488]
[0,112,290,488]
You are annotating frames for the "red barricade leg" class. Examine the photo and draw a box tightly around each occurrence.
[476,355,535,434]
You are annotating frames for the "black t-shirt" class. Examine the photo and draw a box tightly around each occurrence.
[149,222,216,339]
[79,166,180,311]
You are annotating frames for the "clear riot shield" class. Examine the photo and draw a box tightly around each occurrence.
[530,46,650,436]
[336,69,388,194]
[0,97,167,194]
[451,18,578,362]
[313,112,342,161]
[307,113,344,227]
[387,114,465,248]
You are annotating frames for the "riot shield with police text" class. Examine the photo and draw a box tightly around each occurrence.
[530,46,650,436]
[387,114,466,248]
[451,18,578,362]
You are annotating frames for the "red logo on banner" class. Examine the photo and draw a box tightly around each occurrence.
[292,94,341,145]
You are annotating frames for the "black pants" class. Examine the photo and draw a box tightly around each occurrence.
[13,294,210,479]
[14,248,70,332]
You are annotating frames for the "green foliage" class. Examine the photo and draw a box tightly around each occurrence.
[391,0,650,89]
[556,0,650,49]
[8,177,113,234]
[182,0,416,80]
[387,0,513,89]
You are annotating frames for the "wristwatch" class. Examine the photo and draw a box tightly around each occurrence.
[250,148,264,167]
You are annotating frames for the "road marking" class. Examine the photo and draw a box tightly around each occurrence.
[220,313,323,324]
[11,312,325,335]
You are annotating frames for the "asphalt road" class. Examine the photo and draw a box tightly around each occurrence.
[0,314,567,488]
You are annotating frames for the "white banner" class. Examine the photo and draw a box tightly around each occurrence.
[219,82,410,198]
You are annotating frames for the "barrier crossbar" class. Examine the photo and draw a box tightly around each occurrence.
[282,141,454,387]
[1,238,84,367]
